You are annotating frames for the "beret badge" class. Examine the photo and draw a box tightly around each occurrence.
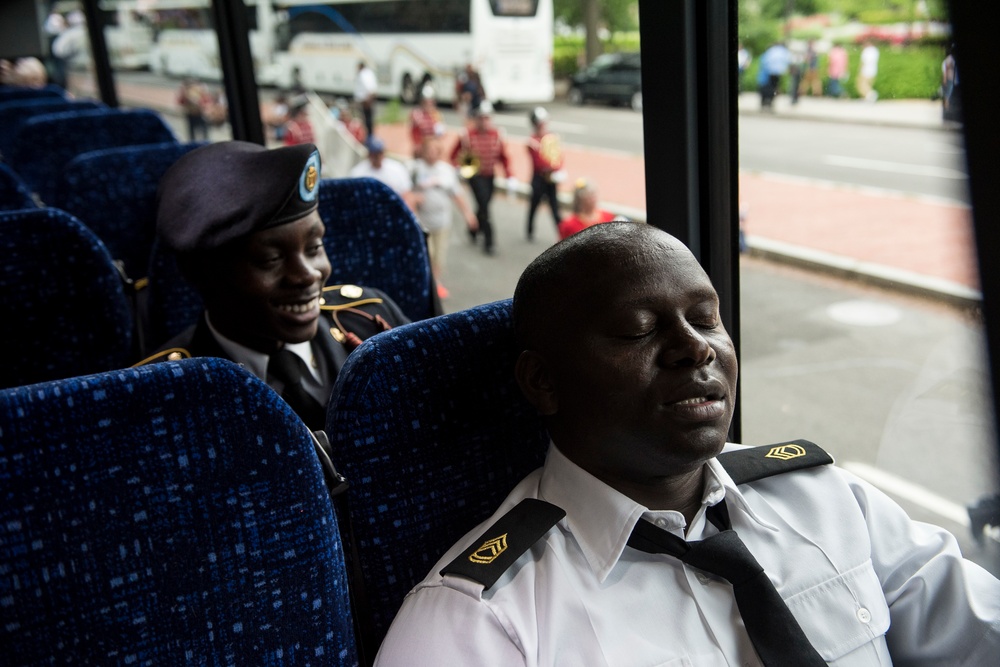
[301,150,321,202]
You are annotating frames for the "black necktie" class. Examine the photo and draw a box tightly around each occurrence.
[266,349,327,431]
[628,500,826,666]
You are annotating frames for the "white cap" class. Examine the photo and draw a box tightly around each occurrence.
[531,106,549,125]
[421,84,436,100]
[475,100,494,116]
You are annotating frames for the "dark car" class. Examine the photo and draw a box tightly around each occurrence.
[567,52,642,112]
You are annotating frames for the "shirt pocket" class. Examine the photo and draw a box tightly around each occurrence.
[783,559,890,662]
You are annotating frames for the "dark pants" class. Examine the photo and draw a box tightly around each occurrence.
[527,172,561,238]
[361,101,374,139]
[469,174,495,251]
[186,113,208,142]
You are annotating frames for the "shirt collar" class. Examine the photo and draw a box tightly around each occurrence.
[204,312,320,384]
[537,443,777,583]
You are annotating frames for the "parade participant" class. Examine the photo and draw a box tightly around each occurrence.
[349,136,417,211]
[375,221,1000,666]
[408,85,444,159]
[176,77,211,142]
[354,60,378,138]
[449,101,513,255]
[282,98,315,147]
[556,179,614,240]
[145,141,409,431]
[413,133,478,299]
[525,107,564,241]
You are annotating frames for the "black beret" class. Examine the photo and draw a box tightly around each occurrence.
[156,141,322,253]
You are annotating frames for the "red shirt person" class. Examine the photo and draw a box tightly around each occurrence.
[558,179,615,240]
[409,85,443,159]
[449,101,512,255]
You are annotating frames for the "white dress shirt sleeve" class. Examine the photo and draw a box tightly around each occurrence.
[375,582,526,667]
[846,470,1000,663]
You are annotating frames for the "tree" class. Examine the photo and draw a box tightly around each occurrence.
[554,0,638,64]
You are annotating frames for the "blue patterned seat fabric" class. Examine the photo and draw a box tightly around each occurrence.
[6,108,177,205]
[0,84,66,104]
[0,208,134,389]
[0,163,36,211]
[0,98,104,162]
[54,141,206,282]
[0,358,358,665]
[326,299,550,649]
[143,236,205,354]
[319,177,436,321]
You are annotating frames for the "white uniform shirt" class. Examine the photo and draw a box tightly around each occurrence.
[349,158,413,199]
[354,65,377,102]
[204,312,329,404]
[860,45,880,78]
[413,159,461,232]
[376,444,1000,666]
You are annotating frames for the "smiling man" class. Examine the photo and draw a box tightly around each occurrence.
[150,141,408,430]
[375,222,999,666]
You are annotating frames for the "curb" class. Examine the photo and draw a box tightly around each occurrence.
[747,237,982,310]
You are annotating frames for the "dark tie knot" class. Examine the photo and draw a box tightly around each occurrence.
[682,530,764,587]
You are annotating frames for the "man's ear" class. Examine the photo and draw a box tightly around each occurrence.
[515,349,557,416]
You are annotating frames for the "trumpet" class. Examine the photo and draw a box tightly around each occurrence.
[458,151,480,179]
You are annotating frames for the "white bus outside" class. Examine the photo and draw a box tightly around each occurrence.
[52,0,154,71]
[263,0,554,106]
[143,0,553,106]
[145,0,276,80]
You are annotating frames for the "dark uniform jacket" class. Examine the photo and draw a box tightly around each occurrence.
[139,284,410,428]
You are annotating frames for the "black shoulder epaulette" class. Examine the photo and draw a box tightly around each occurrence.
[440,498,565,590]
[130,347,192,367]
[717,439,833,486]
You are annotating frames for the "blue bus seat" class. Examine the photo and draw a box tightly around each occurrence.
[142,237,205,355]
[6,108,177,205]
[325,299,549,651]
[0,357,358,665]
[54,141,206,282]
[0,84,66,103]
[0,208,134,389]
[0,98,104,161]
[319,177,439,321]
[0,163,37,211]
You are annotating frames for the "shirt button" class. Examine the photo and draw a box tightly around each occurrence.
[856,607,872,624]
[696,572,713,585]
[654,518,668,528]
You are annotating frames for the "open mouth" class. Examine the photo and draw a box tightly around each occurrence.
[276,296,320,315]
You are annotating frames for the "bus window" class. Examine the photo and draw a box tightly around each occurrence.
[737,9,997,573]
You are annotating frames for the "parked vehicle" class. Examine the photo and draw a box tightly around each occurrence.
[567,52,642,112]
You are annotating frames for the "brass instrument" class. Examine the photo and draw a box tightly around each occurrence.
[539,134,565,183]
[458,150,480,179]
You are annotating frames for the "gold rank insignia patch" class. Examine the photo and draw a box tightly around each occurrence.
[765,444,808,461]
[469,534,508,565]
[340,284,363,299]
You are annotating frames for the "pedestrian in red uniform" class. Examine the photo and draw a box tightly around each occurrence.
[525,106,565,241]
[409,85,443,160]
[283,99,315,147]
[449,101,512,255]
[557,179,615,240]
